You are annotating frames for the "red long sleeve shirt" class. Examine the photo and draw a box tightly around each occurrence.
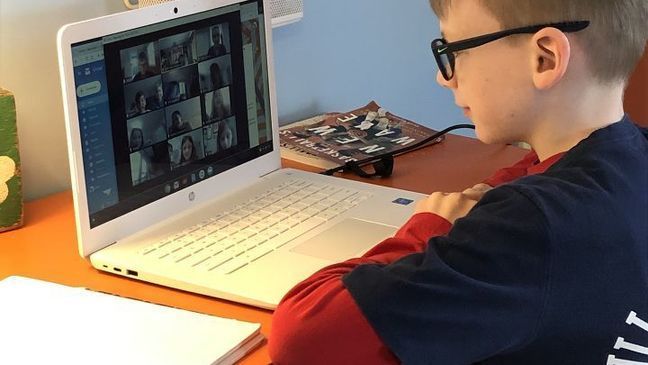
[269,151,563,364]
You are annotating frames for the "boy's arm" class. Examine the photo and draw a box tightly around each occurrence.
[482,150,538,186]
[270,186,549,364]
[269,212,452,364]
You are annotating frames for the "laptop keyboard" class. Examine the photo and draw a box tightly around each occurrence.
[139,178,372,275]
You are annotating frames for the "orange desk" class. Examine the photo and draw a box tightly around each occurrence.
[0,134,526,364]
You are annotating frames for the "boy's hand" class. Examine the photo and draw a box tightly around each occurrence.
[462,183,493,200]
[415,183,493,224]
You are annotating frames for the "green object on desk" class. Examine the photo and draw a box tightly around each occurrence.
[0,88,23,232]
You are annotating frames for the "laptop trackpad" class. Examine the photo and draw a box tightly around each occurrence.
[290,218,397,261]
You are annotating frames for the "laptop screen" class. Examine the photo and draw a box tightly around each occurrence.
[70,0,273,228]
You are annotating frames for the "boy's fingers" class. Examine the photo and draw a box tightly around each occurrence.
[462,190,484,201]
[414,192,480,223]
[471,183,493,192]
[462,183,493,200]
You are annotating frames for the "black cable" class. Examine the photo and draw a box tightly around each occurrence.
[321,123,475,176]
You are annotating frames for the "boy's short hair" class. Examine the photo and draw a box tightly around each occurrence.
[430,0,648,84]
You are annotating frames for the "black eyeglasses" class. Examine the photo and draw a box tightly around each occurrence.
[322,123,475,178]
[431,21,590,81]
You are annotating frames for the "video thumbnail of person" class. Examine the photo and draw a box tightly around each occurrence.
[123,76,165,118]
[202,86,232,123]
[120,42,160,84]
[198,55,232,93]
[165,97,203,138]
[126,110,167,152]
[202,122,219,157]
[218,117,238,150]
[159,31,197,72]
[205,116,238,157]
[168,128,205,169]
[162,65,200,105]
[195,23,231,61]
[129,142,168,186]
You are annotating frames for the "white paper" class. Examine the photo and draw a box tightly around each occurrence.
[0,276,263,365]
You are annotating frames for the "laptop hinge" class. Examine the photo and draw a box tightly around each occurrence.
[260,168,281,178]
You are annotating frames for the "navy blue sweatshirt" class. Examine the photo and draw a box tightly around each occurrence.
[343,117,648,364]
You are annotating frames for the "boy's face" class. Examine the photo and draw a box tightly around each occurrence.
[437,0,536,144]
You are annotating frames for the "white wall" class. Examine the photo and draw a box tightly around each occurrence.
[0,0,124,201]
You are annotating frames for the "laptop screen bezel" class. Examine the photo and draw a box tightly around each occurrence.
[57,0,281,257]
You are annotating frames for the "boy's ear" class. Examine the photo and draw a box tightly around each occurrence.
[530,27,571,90]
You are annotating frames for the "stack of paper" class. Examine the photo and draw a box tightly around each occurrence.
[0,276,263,365]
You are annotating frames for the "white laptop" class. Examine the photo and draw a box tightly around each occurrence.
[57,0,426,309]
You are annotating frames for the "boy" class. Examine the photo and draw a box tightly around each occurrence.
[269,0,648,364]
